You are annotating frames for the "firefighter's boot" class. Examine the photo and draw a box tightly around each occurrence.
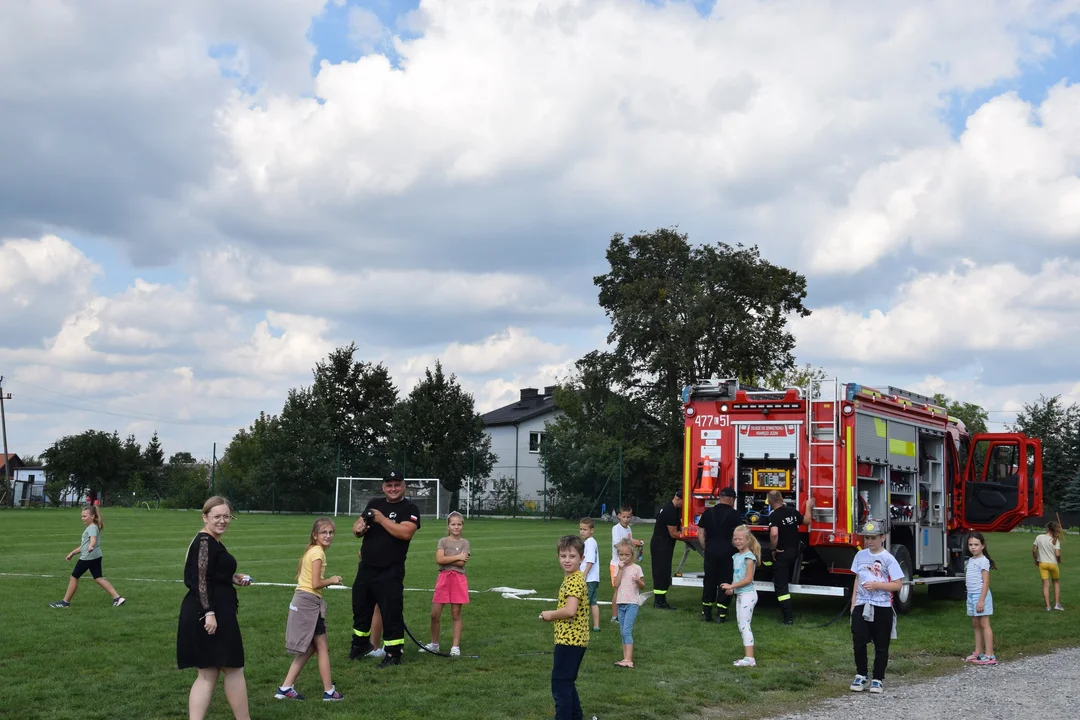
[780,600,794,625]
[715,602,729,623]
[653,593,674,610]
[700,604,713,622]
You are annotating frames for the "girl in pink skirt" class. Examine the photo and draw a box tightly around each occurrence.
[421,511,471,657]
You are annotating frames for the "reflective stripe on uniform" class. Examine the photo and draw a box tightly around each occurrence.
[777,594,791,602]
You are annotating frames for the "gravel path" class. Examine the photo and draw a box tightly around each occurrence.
[769,647,1079,720]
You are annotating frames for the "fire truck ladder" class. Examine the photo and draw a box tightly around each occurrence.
[807,378,839,533]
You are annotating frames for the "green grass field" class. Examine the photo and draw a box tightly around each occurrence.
[0,509,1074,720]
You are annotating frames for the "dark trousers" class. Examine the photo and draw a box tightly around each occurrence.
[702,554,733,617]
[852,604,894,680]
[551,644,586,720]
[773,549,795,620]
[352,563,406,657]
[650,539,674,594]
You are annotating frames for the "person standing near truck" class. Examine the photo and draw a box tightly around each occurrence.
[697,487,739,622]
[767,490,813,625]
[649,490,682,610]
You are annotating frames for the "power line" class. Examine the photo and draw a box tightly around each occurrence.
[4,377,239,427]
[14,395,242,430]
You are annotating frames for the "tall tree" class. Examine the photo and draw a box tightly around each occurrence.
[141,431,166,498]
[933,394,990,435]
[540,351,666,515]
[388,361,495,509]
[143,431,165,467]
[1011,395,1079,511]
[577,228,810,501]
[312,344,398,477]
[41,430,125,503]
[271,387,337,511]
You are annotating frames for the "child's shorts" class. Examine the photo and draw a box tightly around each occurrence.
[966,590,993,617]
[586,581,599,606]
[72,557,103,579]
[433,570,470,605]
[1039,562,1060,581]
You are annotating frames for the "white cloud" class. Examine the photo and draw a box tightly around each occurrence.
[0,235,100,345]
[195,246,588,318]
[812,83,1080,272]
[794,258,1080,365]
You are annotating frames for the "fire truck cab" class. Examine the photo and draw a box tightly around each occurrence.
[674,378,1043,613]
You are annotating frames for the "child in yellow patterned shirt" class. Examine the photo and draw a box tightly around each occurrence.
[540,535,590,720]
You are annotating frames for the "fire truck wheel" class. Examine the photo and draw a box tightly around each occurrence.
[893,544,914,615]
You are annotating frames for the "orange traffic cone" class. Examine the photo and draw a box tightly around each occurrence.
[699,461,715,495]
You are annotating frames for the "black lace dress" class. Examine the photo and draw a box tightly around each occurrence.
[177,532,244,669]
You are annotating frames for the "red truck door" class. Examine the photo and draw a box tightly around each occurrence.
[961,433,1042,532]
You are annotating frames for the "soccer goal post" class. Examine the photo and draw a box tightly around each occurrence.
[333,477,449,519]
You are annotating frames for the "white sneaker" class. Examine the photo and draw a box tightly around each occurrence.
[850,674,867,692]
[420,642,439,654]
[366,647,385,659]
[733,657,756,667]
[450,646,461,657]
[1054,604,1065,611]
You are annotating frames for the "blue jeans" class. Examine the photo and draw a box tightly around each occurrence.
[551,644,586,720]
[617,603,638,645]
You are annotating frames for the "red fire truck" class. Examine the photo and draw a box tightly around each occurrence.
[673,379,1043,612]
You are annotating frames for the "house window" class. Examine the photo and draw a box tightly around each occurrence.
[529,431,546,453]
[28,474,35,482]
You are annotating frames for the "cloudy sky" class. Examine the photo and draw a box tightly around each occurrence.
[2,0,1079,462]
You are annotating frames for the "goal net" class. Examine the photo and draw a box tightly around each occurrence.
[333,477,449,519]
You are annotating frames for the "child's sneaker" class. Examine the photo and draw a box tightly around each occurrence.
[322,688,344,702]
[49,600,70,609]
[610,616,619,623]
[1054,604,1065,611]
[274,687,305,701]
[963,652,980,663]
[1046,606,1053,611]
[869,680,883,693]
[112,596,126,607]
[733,657,756,667]
[849,674,867,692]
[419,642,439,654]
[975,654,998,665]
[449,646,461,657]
[366,647,386,659]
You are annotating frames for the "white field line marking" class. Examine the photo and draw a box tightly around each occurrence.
[0,574,600,604]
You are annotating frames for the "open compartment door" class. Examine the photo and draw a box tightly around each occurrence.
[961,433,1037,532]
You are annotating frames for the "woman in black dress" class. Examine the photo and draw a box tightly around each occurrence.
[178,496,252,720]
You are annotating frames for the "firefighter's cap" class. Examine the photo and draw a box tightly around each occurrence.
[383,470,405,483]
[718,487,737,498]
[857,519,885,536]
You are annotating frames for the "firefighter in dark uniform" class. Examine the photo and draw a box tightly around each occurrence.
[349,471,421,667]
[697,487,739,622]
[649,490,682,609]
[767,489,813,625]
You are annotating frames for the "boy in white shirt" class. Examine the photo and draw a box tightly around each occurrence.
[610,506,643,622]
[579,518,601,631]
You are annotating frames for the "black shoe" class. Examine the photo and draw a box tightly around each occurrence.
[349,641,372,660]
[376,654,402,669]
[700,611,713,622]
[782,619,794,625]
[715,614,728,624]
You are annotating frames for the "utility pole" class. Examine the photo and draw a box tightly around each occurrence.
[1,376,12,507]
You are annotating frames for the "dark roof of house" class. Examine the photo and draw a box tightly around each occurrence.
[481,386,559,427]
[0,454,24,472]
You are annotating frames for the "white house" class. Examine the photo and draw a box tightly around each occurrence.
[481,386,562,511]
[12,465,48,505]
